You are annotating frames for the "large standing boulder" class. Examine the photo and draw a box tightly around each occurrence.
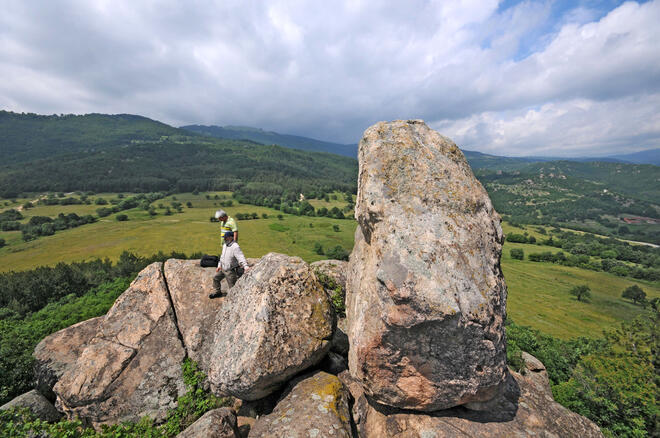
[342,359,603,437]
[207,253,334,400]
[347,120,507,411]
[164,259,225,369]
[0,389,62,423]
[54,263,186,425]
[33,316,103,401]
[248,371,353,438]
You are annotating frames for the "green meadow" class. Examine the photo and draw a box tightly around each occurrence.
[1,193,657,340]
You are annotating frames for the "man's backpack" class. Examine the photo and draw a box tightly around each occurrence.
[200,254,219,268]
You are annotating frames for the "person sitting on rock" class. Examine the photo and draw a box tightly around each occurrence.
[210,231,250,299]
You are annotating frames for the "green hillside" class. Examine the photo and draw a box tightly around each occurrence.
[0,112,357,199]
[182,124,358,157]
[0,111,185,164]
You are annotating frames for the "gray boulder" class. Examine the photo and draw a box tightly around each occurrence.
[342,356,603,438]
[54,263,186,426]
[33,316,103,401]
[208,253,334,400]
[164,259,225,369]
[249,371,353,438]
[0,389,62,423]
[347,120,507,411]
[176,407,240,438]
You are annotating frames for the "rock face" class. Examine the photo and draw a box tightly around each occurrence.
[54,263,186,425]
[33,316,103,401]
[176,407,240,438]
[343,363,603,438]
[347,120,507,411]
[0,389,62,422]
[164,259,225,368]
[208,253,334,400]
[249,371,353,438]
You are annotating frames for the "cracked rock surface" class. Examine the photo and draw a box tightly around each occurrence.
[207,253,334,400]
[347,120,508,411]
[33,316,103,402]
[53,262,186,426]
[164,258,225,370]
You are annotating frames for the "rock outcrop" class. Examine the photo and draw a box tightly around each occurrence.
[33,316,103,401]
[208,253,334,400]
[54,263,186,425]
[0,389,62,422]
[347,120,507,411]
[341,359,603,437]
[249,371,353,438]
[176,407,240,438]
[164,259,224,368]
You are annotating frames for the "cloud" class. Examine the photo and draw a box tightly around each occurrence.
[0,0,658,156]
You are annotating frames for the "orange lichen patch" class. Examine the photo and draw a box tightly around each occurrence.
[303,373,349,423]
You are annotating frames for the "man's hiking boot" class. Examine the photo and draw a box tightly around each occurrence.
[209,292,223,299]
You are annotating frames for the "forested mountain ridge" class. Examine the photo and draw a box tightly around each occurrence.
[181,124,358,157]
[0,111,188,164]
[0,110,357,198]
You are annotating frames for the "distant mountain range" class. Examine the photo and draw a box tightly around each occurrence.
[181,124,358,158]
[180,123,659,167]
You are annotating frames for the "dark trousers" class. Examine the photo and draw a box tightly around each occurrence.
[213,268,239,294]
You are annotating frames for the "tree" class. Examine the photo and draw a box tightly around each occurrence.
[510,248,524,260]
[313,242,324,255]
[116,214,128,221]
[622,285,646,305]
[326,245,349,261]
[570,285,591,302]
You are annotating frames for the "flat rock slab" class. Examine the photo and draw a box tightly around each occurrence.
[33,316,103,401]
[54,263,186,425]
[347,120,507,411]
[249,371,353,438]
[343,367,603,438]
[165,258,225,368]
[176,407,240,438]
[208,253,334,400]
[1,389,62,423]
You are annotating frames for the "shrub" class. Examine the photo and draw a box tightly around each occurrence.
[116,214,128,222]
[332,224,340,232]
[313,242,324,255]
[510,248,524,260]
[0,238,5,248]
[315,271,344,317]
[326,245,349,261]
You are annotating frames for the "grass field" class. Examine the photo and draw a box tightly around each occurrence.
[0,192,356,270]
[1,193,658,340]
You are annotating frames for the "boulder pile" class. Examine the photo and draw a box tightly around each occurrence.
[2,120,604,437]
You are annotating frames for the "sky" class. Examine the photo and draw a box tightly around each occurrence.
[1,0,659,157]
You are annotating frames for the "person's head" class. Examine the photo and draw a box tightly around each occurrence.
[223,231,234,242]
[215,210,228,221]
